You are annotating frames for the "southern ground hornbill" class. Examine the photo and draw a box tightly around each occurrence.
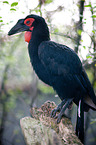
[8,14,96,143]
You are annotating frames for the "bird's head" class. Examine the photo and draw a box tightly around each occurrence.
[8,14,50,43]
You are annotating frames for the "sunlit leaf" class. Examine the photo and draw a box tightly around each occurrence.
[10,8,16,11]
[93,6,96,9]
[22,12,25,14]
[3,1,9,4]
[11,2,18,7]
[35,9,41,13]
[86,55,92,59]
[0,20,3,22]
[85,5,91,7]
[83,46,86,49]
[45,0,53,4]
[92,15,96,18]
[81,40,83,42]
[77,29,82,35]
[54,28,59,33]
[0,16,2,19]
[92,30,95,34]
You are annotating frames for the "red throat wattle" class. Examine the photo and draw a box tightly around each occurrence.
[24,27,34,43]
[24,31,32,43]
[24,17,35,43]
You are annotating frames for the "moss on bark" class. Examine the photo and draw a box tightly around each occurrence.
[20,101,83,145]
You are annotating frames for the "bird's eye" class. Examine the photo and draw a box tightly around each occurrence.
[26,21,30,24]
[24,18,35,27]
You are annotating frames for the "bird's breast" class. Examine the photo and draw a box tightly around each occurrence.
[30,56,52,86]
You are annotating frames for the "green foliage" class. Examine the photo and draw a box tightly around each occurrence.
[86,69,94,83]
[45,0,53,4]
[0,20,3,22]
[86,54,92,59]
[77,29,82,36]
[85,4,91,7]
[3,1,9,4]
[83,46,86,49]
[11,2,18,7]
[54,28,59,33]
[92,30,95,34]
[39,84,54,94]
[90,119,96,125]
[0,90,16,112]
[10,8,16,11]
[92,15,96,18]
[5,94,16,112]
[34,9,41,14]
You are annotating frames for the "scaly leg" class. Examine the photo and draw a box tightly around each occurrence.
[51,98,73,123]
[51,99,66,118]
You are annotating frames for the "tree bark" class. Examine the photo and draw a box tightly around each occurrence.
[20,101,83,145]
[75,0,85,53]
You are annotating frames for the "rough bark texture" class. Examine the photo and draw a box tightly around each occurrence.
[20,101,83,145]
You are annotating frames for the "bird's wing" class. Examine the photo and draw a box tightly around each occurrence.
[38,41,96,110]
[38,41,82,76]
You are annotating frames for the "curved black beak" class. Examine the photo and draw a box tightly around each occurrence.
[8,19,29,36]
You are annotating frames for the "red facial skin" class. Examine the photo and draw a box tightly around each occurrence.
[24,18,35,43]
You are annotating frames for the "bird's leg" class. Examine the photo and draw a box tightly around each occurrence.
[51,98,73,123]
[56,98,73,123]
[51,99,66,118]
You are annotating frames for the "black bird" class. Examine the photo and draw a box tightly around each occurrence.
[8,14,96,143]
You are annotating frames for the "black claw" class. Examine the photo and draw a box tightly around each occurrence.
[51,99,73,123]
[54,115,58,119]
[57,117,61,124]
[52,112,56,117]
[50,109,56,117]
[57,113,62,123]
[52,113,56,118]
[51,108,59,118]
[53,110,57,117]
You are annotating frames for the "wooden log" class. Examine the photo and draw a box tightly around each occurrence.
[20,101,83,145]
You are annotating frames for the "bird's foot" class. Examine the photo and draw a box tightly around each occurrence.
[51,98,73,123]
[50,99,66,118]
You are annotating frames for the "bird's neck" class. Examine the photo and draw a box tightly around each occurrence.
[28,26,50,61]
[27,28,50,85]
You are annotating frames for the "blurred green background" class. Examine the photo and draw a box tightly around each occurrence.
[0,0,96,145]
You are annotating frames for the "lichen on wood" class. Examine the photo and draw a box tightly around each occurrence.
[20,101,83,145]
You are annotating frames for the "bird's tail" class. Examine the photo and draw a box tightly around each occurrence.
[76,98,84,143]
[82,69,96,111]
[84,95,96,111]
